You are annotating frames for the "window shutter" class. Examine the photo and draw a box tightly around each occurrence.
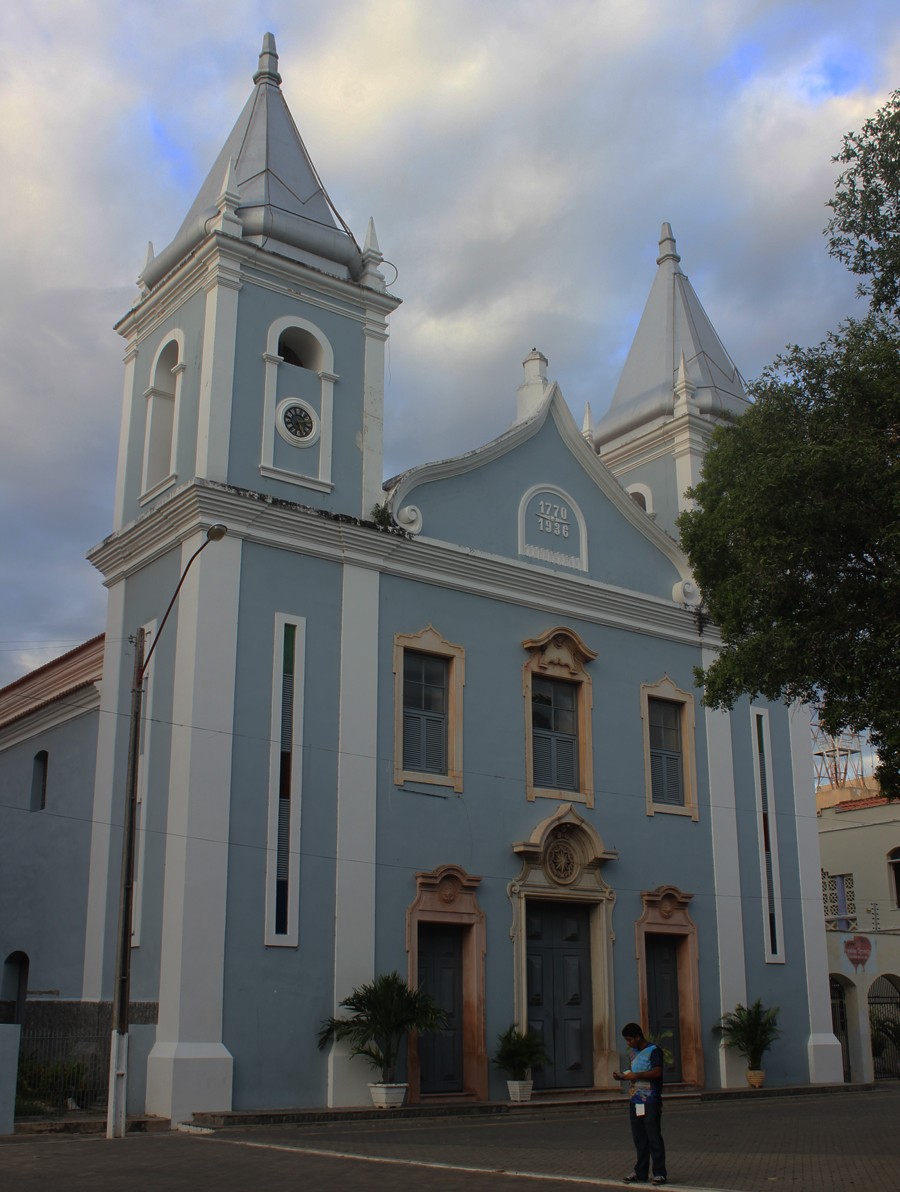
[533,731,553,787]
[403,711,422,771]
[554,736,578,790]
[533,731,577,790]
[651,749,684,805]
[423,714,446,773]
[404,709,447,774]
[276,798,291,880]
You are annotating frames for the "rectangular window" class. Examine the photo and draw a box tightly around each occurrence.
[640,678,697,819]
[753,710,784,962]
[266,615,305,946]
[403,652,448,775]
[532,677,579,791]
[131,618,156,948]
[393,628,464,792]
[648,697,684,806]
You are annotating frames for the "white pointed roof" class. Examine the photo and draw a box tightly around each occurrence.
[141,34,363,290]
[594,224,748,446]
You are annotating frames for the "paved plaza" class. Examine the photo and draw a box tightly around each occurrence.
[2,1085,899,1191]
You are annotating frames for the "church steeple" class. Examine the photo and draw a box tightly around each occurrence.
[593,225,750,539]
[114,34,399,533]
[139,34,363,291]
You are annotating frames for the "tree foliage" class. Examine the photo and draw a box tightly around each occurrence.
[826,90,900,314]
[678,316,900,797]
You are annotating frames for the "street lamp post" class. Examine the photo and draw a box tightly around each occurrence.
[106,524,227,1138]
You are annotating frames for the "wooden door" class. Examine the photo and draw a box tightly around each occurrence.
[526,901,592,1088]
[645,934,682,1081]
[417,922,463,1093]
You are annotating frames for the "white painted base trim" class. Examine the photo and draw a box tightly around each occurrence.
[807,1033,846,1084]
[145,1041,234,1125]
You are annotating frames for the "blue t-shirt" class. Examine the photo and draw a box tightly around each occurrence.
[629,1044,664,1104]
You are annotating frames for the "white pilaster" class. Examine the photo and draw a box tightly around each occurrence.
[361,319,388,519]
[703,657,747,1088]
[82,580,128,1001]
[327,563,379,1105]
[112,345,139,531]
[145,531,242,1123]
[195,258,241,481]
[789,703,844,1082]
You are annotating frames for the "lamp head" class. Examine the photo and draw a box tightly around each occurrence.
[206,523,228,542]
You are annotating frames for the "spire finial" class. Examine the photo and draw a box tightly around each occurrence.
[253,32,282,86]
[657,222,681,267]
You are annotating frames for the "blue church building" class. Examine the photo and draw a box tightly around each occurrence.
[0,36,842,1125]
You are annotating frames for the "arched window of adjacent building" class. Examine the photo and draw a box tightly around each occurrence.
[31,750,48,811]
[278,327,324,373]
[142,338,180,494]
[889,847,900,908]
[2,951,29,1024]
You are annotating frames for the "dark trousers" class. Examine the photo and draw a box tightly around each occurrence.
[629,1099,666,1180]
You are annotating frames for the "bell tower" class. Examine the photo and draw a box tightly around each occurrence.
[84,35,400,1128]
[593,224,748,540]
[111,33,400,529]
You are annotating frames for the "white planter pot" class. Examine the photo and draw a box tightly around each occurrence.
[506,1079,534,1103]
[368,1082,408,1108]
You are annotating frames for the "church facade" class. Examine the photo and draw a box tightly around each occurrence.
[0,36,842,1124]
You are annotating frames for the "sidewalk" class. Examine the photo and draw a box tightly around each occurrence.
[3,1083,899,1190]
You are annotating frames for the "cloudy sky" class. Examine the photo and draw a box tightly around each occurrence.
[1,0,898,685]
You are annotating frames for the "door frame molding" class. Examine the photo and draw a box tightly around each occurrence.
[406,864,487,1101]
[635,885,704,1087]
[509,803,618,1087]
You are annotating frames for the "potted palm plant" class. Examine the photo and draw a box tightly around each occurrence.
[715,998,781,1088]
[492,1024,550,1102]
[318,971,448,1107]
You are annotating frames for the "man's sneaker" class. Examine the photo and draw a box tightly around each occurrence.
[651,1178,668,1186]
[623,1177,645,1185]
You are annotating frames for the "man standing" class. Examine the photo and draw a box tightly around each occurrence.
[612,1022,667,1185]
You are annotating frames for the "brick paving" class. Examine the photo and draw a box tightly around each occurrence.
[2,1084,899,1190]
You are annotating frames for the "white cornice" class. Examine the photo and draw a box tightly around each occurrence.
[600,407,719,471]
[88,481,715,649]
[116,233,400,343]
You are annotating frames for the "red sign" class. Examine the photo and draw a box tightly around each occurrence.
[843,936,872,971]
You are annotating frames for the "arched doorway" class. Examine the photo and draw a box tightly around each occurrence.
[508,803,618,1088]
[868,975,900,1078]
[406,865,488,1102]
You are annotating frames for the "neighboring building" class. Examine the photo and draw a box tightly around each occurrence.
[0,35,842,1125]
[818,779,900,1081]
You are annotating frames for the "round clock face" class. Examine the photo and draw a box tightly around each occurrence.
[282,403,314,440]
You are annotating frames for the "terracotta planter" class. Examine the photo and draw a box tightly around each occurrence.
[745,1069,765,1088]
[506,1079,534,1102]
[368,1082,408,1108]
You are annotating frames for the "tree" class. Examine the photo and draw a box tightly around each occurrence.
[826,90,900,315]
[678,316,900,797]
